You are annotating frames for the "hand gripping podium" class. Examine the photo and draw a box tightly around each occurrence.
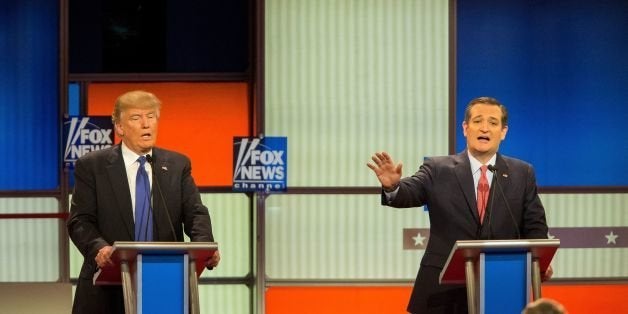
[93,241,218,314]
[440,239,559,314]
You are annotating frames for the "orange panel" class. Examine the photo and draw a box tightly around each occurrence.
[87,82,250,186]
[265,284,628,314]
[543,284,628,314]
[266,286,411,314]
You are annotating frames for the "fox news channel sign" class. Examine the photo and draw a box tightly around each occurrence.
[233,137,287,192]
[63,116,114,168]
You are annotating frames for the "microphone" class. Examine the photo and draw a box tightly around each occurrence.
[146,154,178,242]
[487,165,521,239]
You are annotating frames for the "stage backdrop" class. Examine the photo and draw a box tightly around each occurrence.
[456,0,628,187]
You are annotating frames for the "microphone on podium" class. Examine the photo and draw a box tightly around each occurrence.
[146,154,178,241]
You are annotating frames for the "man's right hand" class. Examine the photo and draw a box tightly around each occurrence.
[95,245,114,268]
[367,151,403,190]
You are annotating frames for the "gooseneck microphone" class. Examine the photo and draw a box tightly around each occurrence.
[487,165,521,239]
[146,154,178,242]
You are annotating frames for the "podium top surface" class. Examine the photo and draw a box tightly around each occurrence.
[440,239,559,284]
[94,241,218,285]
[111,241,218,261]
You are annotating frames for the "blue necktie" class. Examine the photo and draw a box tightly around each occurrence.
[135,156,153,241]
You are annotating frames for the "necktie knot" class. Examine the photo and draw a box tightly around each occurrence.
[138,155,147,167]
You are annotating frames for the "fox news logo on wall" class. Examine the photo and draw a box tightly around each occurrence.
[63,116,114,168]
[233,137,287,192]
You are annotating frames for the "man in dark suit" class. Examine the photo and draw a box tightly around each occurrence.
[67,90,220,314]
[368,97,551,313]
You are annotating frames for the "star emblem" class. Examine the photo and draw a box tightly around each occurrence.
[605,231,618,245]
[413,232,426,246]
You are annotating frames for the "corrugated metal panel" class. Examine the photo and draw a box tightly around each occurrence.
[0,219,60,281]
[541,193,628,278]
[265,194,427,279]
[0,197,58,213]
[199,284,250,314]
[265,0,450,187]
[0,198,60,281]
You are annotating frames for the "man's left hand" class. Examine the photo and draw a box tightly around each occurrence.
[206,250,221,269]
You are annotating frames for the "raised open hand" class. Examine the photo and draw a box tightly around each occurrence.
[367,151,403,190]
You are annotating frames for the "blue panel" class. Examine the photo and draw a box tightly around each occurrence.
[456,0,628,187]
[0,0,59,190]
[141,254,186,314]
[483,252,528,314]
[68,83,80,116]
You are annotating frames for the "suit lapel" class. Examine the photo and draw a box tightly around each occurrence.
[492,153,511,210]
[106,145,134,239]
[151,148,172,240]
[453,152,481,224]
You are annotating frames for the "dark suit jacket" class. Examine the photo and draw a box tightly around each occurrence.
[383,152,548,313]
[67,145,214,314]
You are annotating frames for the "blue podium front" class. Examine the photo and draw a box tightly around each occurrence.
[480,251,530,314]
[93,242,218,314]
[137,254,188,314]
[440,239,559,314]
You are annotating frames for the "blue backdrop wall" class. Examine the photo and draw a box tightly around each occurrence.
[0,0,60,190]
[456,0,628,187]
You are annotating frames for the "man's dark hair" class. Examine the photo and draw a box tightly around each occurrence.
[464,96,508,127]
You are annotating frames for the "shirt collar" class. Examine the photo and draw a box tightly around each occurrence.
[121,142,153,167]
[467,151,497,174]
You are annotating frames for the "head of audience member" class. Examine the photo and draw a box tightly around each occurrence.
[522,298,567,314]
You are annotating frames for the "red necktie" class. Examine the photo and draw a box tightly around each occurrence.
[477,165,489,223]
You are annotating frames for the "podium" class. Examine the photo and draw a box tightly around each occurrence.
[440,239,559,314]
[94,241,218,314]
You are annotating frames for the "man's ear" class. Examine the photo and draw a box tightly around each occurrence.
[114,122,124,137]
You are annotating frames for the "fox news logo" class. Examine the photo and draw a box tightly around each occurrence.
[63,116,113,167]
[233,137,287,192]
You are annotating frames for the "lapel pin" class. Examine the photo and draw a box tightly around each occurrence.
[502,173,508,178]
[162,166,168,171]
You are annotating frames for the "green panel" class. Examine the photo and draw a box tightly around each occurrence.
[541,193,628,278]
[199,284,251,314]
[199,193,251,278]
[265,194,427,280]
[265,0,450,187]
[0,198,60,282]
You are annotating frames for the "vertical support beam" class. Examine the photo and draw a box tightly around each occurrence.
[531,258,542,300]
[121,261,136,314]
[465,258,477,314]
[256,192,267,314]
[189,258,200,314]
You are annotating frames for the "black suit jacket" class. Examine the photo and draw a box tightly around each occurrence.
[67,145,214,314]
[384,152,548,313]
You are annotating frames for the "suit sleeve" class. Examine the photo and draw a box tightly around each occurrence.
[521,165,549,239]
[180,157,214,242]
[382,159,433,208]
[67,157,109,262]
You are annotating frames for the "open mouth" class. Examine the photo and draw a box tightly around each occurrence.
[141,133,152,139]
[477,136,490,142]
